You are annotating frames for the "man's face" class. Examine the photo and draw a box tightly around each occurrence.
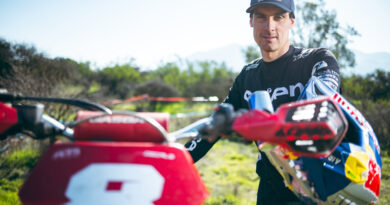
[250,4,294,54]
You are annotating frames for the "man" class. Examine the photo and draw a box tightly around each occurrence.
[185,0,340,204]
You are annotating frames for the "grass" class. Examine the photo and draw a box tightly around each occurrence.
[195,139,259,205]
[380,156,390,204]
[0,147,40,205]
[154,102,215,114]
[0,179,23,205]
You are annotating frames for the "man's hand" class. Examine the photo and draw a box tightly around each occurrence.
[198,103,245,142]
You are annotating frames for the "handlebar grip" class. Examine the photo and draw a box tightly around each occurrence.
[0,102,19,140]
[0,93,22,102]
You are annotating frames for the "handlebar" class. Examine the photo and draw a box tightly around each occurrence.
[0,91,348,159]
[168,118,211,140]
[0,92,206,142]
[0,93,112,114]
[41,114,74,139]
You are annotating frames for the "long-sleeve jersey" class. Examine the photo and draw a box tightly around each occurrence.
[185,45,340,204]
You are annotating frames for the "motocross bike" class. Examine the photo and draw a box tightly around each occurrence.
[186,77,381,205]
[0,77,381,205]
[243,77,382,205]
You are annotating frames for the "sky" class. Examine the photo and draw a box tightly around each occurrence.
[1,0,389,70]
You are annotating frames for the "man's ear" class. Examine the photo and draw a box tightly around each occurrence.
[289,17,295,28]
[249,18,254,28]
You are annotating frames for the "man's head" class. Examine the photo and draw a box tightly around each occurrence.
[246,0,295,18]
[247,0,295,61]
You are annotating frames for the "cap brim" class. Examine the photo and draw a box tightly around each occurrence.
[246,2,292,13]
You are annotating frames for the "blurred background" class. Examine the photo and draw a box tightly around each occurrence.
[1,0,389,204]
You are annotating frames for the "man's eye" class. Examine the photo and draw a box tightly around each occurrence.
[275,15,284,20]
[255,14,266,19]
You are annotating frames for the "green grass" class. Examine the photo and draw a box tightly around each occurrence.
[154,102,215,114]
[0,149,39,180]
[0,179,23,205]
[195,139,259,205]
[0,148,40,205]
[380,155,390,204]
[111,103,137,111]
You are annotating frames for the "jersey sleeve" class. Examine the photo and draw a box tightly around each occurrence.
[184,69,245,163]
[184,137,220,162]
[311,49,341,92]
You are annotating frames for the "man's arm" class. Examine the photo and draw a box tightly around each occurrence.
[311,49,341,92]
[184,72,244,163]
[184,137,220,162]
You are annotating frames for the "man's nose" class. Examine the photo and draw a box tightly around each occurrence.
[264,18,276,30]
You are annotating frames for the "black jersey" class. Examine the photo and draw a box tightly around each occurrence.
[223,45,340,110]
[185,45,340,204]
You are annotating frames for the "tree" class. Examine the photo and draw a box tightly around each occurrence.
[340,69,390,153]
[97,63,142,99]
[367,69,390,101]
[0,38,72,97]
[340,74,369,100]
[243,45,260,64]
[341,69,390,102]
[291,0,359,68]
[133,80,179,97]
[147,62,184,94]
[0,39,14,77]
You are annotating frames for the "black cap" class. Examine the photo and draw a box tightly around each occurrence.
[246,0,295,14]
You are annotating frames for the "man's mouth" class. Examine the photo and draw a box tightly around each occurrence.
[263,36,277,41]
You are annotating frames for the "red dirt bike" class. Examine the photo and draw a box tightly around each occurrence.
[0,91,350,205]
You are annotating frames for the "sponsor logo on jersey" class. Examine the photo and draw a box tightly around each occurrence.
[186,138,202,152]
[292,48,314,62]
[311,61,328,76]
[244,82,304,102]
